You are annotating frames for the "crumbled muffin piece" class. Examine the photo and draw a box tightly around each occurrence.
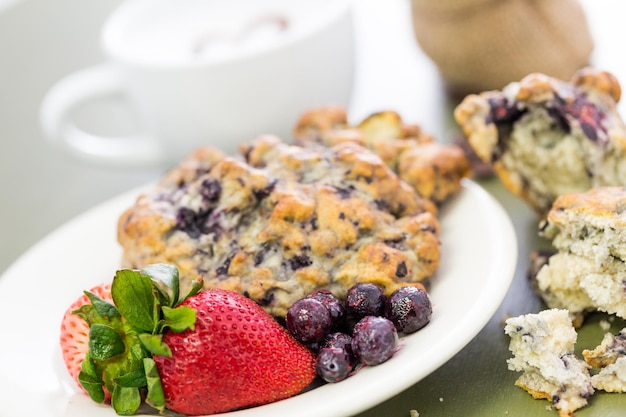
[583,328,626,392]
[504,309,594,417]
[584,328,626,369]
[532,187,626,323]
[118,136,440,317]
[590,357,626,393]
[454,67,626,216]
[293,106,471,205]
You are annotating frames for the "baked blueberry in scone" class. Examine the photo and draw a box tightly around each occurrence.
[454,67,626,216]
[504,309,594,417]
[533,187,626,324]
[293,106,471,205]
[583,328,626,393]
[117,135,441,317]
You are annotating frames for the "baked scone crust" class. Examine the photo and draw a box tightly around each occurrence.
[293,106,471,205]
[454,67,626,216]
[118,136,440,317]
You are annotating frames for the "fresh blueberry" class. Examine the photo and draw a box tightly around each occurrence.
[286,298,332,344]
[321,332,357,368]
[316,346,354,383]
[346,283,386,319]
[321,332,353,352]
[308,290,346,329]
[351,316,397,366]
[385,286,432,334]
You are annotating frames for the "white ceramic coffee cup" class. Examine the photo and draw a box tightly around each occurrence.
[40,0,355,167]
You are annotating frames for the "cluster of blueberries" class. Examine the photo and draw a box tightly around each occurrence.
[285,283,432,383]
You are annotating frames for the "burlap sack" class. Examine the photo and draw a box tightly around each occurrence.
[411,0,594,97]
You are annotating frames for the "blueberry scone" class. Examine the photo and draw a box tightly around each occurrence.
[293,106,471,205]
[532,187,626,323]
[454,67,626,216]
[583,328,626,392]
[117,135,440,317]
[504,309,594,417]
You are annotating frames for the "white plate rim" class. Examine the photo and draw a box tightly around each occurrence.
[0,178,517,417]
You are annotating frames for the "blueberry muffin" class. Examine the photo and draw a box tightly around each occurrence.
[533,187,626,323]
[293,106,471,205]
[454,67,626,216]
[504,309,594,417]
[583,328,626,392]
[117,135,440,317]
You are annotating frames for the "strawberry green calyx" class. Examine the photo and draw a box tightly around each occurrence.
[75,263,202,415]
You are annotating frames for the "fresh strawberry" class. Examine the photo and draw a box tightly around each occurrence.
[154,288,316,415]
[59,283,112,398]
[65,263,316,416]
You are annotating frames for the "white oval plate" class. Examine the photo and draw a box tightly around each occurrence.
[0,179,516,417]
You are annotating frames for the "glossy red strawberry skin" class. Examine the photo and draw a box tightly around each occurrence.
[154,289,316,416]
[59,283,112,396]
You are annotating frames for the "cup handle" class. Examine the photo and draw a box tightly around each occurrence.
[39,64,165,167]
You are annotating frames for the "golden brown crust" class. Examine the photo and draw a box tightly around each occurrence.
[547,186,626,229]
[583,330,626,369]
[515,381,576,417]
[118,136,441,317]
[158,146,229,188]
[582,329,626,393]
[397,142,473,204]
[292,105,350,141]
[293,106,471,205]
[572,67,622,102]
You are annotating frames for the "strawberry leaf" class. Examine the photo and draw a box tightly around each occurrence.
[162,305,196,333]
[112,269,157,332]
[78,351,106,403]
[73,304,99,326]
[73,303,116,327]
[89,323,126,361]
[112,385,141,416]
[138,333,172,357]
[141,263,179,307]
[143,358,166,412]
[115,369,147,388]
[85,290,120,318]
[183,276,203,302]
